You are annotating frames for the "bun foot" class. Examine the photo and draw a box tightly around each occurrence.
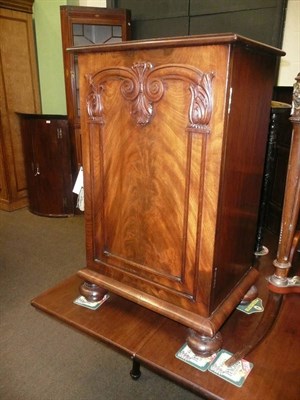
[186,329,223,357]
[79,281,108,302]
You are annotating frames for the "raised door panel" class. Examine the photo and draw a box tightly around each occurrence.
[80,45,229,315]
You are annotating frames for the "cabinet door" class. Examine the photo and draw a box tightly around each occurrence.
[80,44,229,317]
[21,117,73,217]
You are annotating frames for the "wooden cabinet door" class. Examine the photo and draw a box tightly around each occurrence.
[20,116,74,217]
[80,44,230,318]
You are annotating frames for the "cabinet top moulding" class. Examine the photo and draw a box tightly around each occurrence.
[0,0,34,13]
[68,32,285,56]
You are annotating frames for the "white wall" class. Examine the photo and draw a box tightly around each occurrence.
[278,0,300,86]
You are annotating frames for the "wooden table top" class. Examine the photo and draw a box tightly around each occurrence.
[31,234,300,400]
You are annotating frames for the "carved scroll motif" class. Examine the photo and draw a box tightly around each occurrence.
[86,62,214,133]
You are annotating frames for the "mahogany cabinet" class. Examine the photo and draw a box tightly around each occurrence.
[60,5,131,171]
[19,114,73,217]
[74,34,284,354]
[0,0,41,211]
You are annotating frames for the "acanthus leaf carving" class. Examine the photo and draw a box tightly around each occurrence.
[86,75,105,124]
[86,62,214,133]
[188,73,214,134]
[119,62,163,125]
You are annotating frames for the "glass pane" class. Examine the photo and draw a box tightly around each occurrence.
[72,24,83,36]
[84,25,112,43]
[106,37,123,44]
[112,25,122,37]
[72,23,123,118]
[72,24,122,46]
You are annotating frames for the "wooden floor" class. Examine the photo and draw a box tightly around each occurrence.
[32,233,300,400]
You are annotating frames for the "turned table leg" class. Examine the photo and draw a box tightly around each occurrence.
[267,73,300,293]
[130,357,141,380]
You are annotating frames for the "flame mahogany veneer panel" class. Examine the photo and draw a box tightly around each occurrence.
[75,34,283,333]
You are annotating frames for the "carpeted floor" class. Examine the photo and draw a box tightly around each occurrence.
[0,208,201,400]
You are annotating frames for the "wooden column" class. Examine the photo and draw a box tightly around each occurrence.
[268,73,300,292]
